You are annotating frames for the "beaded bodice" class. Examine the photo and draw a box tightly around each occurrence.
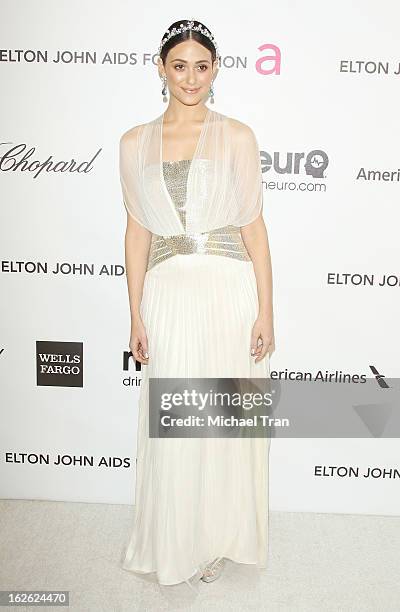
[146,160,251,271]
[162,159,191,229]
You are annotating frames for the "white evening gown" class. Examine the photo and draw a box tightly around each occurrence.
[121,158,271,587]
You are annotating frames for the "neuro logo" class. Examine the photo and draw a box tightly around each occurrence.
[261,149,329,179]
[304,150,328,178]
[36,341,83,387]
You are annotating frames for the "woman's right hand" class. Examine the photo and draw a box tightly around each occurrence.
[129,317,149,365]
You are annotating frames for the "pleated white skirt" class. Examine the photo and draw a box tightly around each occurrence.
[122,253,271,586]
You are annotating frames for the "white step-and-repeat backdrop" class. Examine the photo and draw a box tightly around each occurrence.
[1,1,399,514]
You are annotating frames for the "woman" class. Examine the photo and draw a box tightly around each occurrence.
[119,19,274,590]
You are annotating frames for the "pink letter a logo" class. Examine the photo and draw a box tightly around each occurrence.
[256,44,281,75]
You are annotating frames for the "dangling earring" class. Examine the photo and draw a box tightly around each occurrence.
[161,76,168,103]
[209,79,215,104]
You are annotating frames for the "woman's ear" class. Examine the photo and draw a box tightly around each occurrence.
[157,57,164,79]
[212,62,219,81]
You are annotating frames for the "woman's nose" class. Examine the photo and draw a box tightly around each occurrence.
[186,69,197,84]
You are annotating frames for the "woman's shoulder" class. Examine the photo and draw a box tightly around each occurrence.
[119,112,162,148]
[120,112,160,144]
[119,122,146,147]
[224,115,257,143]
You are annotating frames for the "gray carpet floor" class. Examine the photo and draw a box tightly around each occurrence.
[0,500,398,611]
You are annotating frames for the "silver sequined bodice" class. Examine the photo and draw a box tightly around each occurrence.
[146,160,251,271]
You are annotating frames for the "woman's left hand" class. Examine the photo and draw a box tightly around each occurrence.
[250,315,275,363]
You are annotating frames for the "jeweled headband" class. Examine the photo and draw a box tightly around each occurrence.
[157,20,220,60]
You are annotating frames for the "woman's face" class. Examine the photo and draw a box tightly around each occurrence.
[158,39,218,106]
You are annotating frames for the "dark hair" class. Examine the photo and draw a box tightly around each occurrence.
[159,20,218,64]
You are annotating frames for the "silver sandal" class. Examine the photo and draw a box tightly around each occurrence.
[200,557,225,582]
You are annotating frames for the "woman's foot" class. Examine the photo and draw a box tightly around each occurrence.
[200,557,225,582]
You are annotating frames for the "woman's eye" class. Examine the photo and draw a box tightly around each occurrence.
[173,64,208,71]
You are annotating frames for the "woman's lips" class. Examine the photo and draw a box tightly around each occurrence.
[182,88,200,94]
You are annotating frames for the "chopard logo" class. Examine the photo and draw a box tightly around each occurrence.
[0,141,102,179]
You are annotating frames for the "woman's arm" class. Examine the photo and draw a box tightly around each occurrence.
[124,212,152,363]
[228,117,275,362]
[119,127,153,364]
[241,214,275,362]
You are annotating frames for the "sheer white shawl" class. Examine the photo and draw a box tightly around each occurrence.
[119,107,263,236]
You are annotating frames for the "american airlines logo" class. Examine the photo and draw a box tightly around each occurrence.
[369,365,390,389]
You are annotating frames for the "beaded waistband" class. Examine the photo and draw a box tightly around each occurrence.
[147,224,251,271]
